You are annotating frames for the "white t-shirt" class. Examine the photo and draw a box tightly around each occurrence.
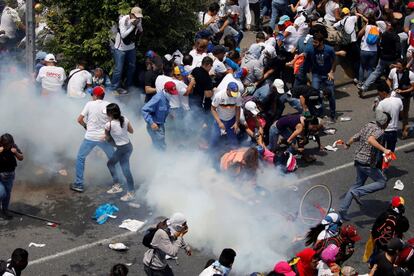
[81,100,110,141]
[216,73,245,95]
[212,89,242,121]
[67,69,93,98]
[155,75,173,93]
[317,230,335,241]
[0,6,21,39]
[36,65,67,93]
[284,25,301,52]
[324,1,339,23]
[334,15,357,42]
[166,79,190,110]
[377,97,403,132]
[212,58,227,76]
[317,261,335,276]
[114,15,141,51]
[189,49,208,68]
[360,25,381,52]
[299,0,315,13]
[105,117,130,146]
[388,68,414,91]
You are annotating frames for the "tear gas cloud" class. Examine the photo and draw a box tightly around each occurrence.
[0,67,309,273]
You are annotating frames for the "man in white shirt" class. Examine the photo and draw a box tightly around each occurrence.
[211,82,242,148]
[111,6,143,95]
[67,61,93,98]
[216,68,247,95]
[36,53,66,95]
[0,0,24,46]
[375,81,403,152]
[70,87,117,193]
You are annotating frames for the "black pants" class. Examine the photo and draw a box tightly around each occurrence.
[250,2,261,30]
[144,265,174,276]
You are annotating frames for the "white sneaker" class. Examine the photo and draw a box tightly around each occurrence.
[107,184,123,194]
[120,192,135,202]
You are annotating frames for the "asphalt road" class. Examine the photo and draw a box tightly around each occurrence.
[1,32,414,276]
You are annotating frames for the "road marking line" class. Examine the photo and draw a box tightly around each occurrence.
[28,141,414,266]
[294,141,414,184]
[28,231,137,266]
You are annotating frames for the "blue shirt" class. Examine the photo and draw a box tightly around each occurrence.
[141,91,170,125]
[304,44,335,76]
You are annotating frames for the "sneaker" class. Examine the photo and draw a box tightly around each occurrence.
[0,210,13,220]
[107,183,123,194]
[112,88,129,96]
[120,192,135,202]
[70,183,84,193]
[351,191,363,206]
[353,78,359,84]
[338,210,350,221]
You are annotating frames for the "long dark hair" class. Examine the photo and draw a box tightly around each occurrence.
[305,223,326,246]
[0,133,14,149]
[106,103,125,128]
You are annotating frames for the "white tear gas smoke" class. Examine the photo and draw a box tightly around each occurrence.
[0,68,308,273]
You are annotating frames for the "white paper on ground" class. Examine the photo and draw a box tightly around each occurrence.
[29,243,46,248]
[109,243,129,251]
[324,145,338,151]
[394,180,404,191]
[119,219,145,232]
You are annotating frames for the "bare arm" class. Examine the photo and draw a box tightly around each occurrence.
[127,122,134,134]
[77,115,87,129]
[287,124,304,144]
[145,86,157,95]
[211,106,223,127]
[368,135,390,153]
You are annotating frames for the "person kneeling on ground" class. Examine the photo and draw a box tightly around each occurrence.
[143,213,192,275]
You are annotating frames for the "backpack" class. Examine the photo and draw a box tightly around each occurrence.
[142,219,168,248]
[366,26,380,45]
[373,214,398,247]
[336,17,353,46]
[0,260,15,276]
[62,69,85,91]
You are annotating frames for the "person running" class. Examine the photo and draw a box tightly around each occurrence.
[105,103,135,202]
[0,133,23,220]
[70,86,116,193]
[339,109,392,221]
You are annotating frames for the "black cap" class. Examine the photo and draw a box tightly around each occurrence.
[386,238,405,253]
[212,45,227,55]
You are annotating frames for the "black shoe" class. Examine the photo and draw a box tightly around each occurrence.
[0,210,13,220]
[338,210,350,221]
[70,183,84,193]
[351,191,363,206]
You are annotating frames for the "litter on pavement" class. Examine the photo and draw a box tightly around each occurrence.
[119,219,145,232]
[394,180,404,191]
[109,243,129,251]
[340,116,352,122]
[92,203,119,225]
[29,243,46,248]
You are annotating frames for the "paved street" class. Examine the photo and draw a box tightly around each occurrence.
[1,32,414,275]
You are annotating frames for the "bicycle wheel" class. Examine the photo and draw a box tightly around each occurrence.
[299,185,332,226]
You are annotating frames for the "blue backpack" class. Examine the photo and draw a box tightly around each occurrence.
[366,26,380,45]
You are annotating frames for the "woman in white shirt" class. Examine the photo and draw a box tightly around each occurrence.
[105,103,135,201]
[358,16,380,84]
[323,0,341,25]
[291,0,315,14]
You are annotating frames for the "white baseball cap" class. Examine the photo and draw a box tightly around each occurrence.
[272,79,285,94]
[44,53,56,62]
[245,101,260,116]
[131,7,143,18]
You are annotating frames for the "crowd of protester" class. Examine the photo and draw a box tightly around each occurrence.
[1,0,414,275]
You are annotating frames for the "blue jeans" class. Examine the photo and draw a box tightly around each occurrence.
[107,142,134,192]
[277,93,303,118]
[260,0,271,17]
[75,139,115,187]
[383,131,398,152]
[210,117,239,148]
[268,121,292,151]
[362,59,393,90]
[359,50,377,82]
[146,124,166,151]
[270,1,288,30]
[339,164,387,213]
[312,74,335,119]
[111,48,136,90]
[0,172,15,210]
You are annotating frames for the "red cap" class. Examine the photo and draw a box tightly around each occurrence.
[274,261,296,276]
[407,2,414,9]
[92,86,105,97]
[164,81,178,95]
[341,224,361,242]
[392,196,405,207]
